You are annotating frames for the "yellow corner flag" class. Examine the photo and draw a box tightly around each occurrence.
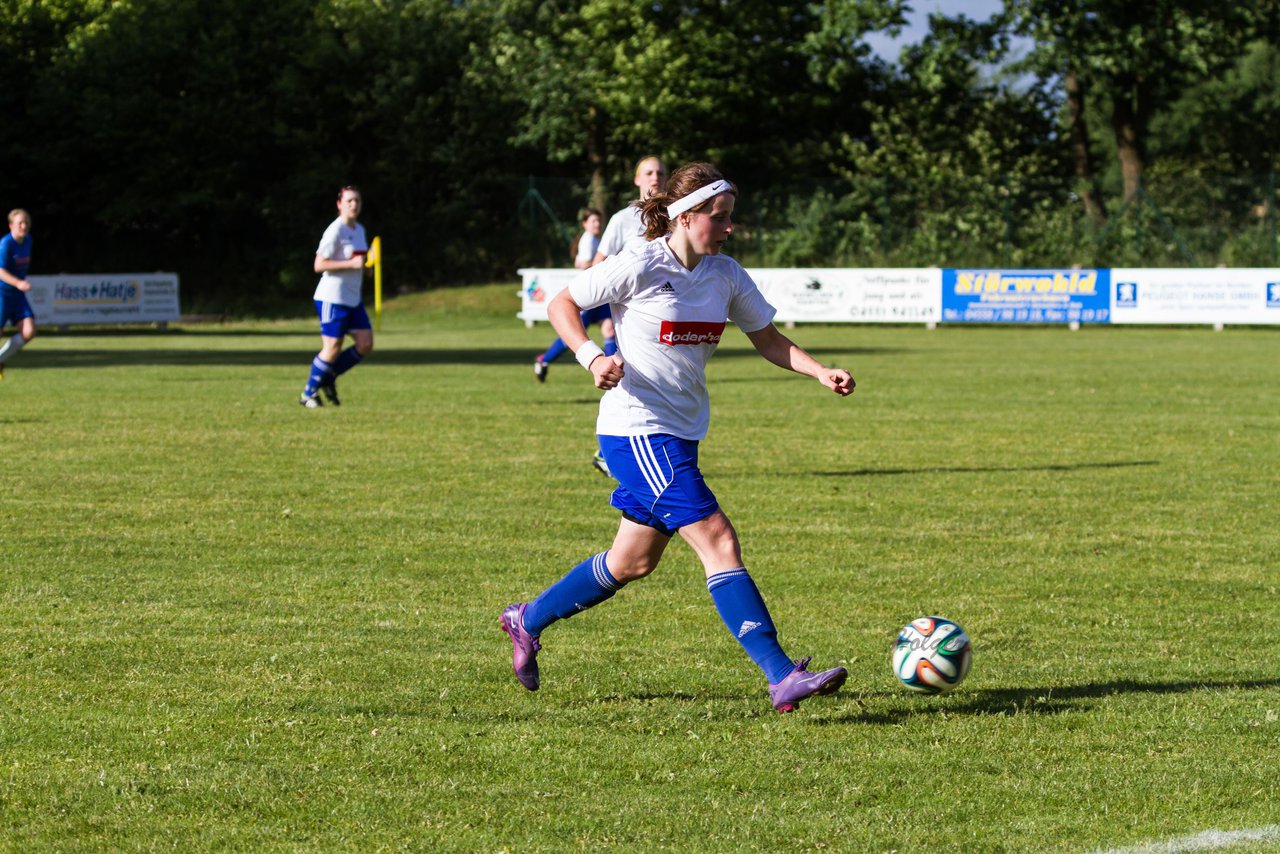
[365,236,382,331]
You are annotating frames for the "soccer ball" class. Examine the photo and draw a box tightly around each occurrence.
[892,617,972,694]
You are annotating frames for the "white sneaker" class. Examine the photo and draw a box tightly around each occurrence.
[592,450,611,477]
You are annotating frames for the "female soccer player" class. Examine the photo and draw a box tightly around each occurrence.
[299,185,372,407]
[502,162,855,713]
[0,209,37,379]
[538,157,667,476]
[534,207,607,385]
[592,155,667,265]
[571,206,603,270]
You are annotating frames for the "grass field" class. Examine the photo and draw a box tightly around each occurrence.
[1,283,1278,852]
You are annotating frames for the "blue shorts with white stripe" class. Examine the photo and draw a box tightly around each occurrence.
[598,434,719,536]
[314,300,372,338]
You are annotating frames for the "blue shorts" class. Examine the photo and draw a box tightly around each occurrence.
[599,434,719,536]
[0,289,34,328]
[315,300,371,339]
[581,304,612,328]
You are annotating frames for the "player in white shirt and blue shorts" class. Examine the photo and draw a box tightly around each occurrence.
[591,155,667,265]
[300,185,373,407]
[533,207,605,384]
[536,158,669,477]
[502,162,856,713]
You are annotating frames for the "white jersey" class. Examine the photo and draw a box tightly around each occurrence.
[597,204,647,258]
[312,217,368,306]
[569,238,777,440]
[575,230,601,266]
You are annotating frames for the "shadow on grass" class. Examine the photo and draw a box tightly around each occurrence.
[21,342,908,370]
[524,398,606,407]
[42,327,308,338]
[20,347,564,369]
[824,677,1280,725]
[815,460,1160,477]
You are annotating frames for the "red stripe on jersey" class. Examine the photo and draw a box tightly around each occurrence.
[659,320,725,346]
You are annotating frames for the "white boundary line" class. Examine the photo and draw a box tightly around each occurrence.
[1097,825,1280,854]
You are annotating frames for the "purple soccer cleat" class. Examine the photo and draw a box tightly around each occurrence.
[500,603,541,691]
[768,657,848,713]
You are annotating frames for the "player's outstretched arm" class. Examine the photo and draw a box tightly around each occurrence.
[745,323,854,396]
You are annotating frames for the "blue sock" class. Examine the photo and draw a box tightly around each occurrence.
[523,552,623,636]
[706,568,795,684]
[304,356,334,396]
[332,346,364,377]
[603,337,617,356]
[541,338,569,364]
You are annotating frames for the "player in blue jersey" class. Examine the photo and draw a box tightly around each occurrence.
[299,185,372,408]
[501,163,856,713]
[0,209,36,379]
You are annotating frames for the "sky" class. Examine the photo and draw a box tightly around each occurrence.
[861,0,1010,61]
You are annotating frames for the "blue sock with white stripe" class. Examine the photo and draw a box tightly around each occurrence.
[304,356,334,397]
[523,552,623,636]
[706,568,795,684]
[331,345,364,377]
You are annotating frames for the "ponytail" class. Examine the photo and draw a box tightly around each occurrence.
[639,196,672,241]
[638,162,735,240]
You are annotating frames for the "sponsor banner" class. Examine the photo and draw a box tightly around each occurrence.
[942,268,1111,324]
[518,266,941,324]
[1110,268,1280,325]
[517,268,578,324]
[750,268,941,323]
[520,265,1280,326]
[27,273,180,325]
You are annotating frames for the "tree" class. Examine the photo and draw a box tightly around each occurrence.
[15,0,536,305]
[474,0,901,213]
[820,8,1069,266]
[1149,38,1280,176]
[1007,0,1263,207]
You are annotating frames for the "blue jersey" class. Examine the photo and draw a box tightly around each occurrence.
[0,233,31,294]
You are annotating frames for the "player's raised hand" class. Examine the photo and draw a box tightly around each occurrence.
[820,368,854,396]
[592,354,625,390]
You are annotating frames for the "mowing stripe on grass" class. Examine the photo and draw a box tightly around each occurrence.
[1098,825,1280,853]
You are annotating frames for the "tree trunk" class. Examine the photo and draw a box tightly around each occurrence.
[586,104,607,214]
[1065,68,1107,226]
[1111,75,1151,204]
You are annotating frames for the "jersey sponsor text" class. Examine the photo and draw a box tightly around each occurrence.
[659,320,725,346]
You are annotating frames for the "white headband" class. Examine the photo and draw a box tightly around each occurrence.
[666,179,732,219]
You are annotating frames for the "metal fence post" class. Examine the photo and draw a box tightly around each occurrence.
[880,175,890,260]
[1270,170,1277,265]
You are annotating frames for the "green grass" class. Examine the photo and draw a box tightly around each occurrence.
[1,283,1278,852]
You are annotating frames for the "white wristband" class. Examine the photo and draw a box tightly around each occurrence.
[575,341,605,371]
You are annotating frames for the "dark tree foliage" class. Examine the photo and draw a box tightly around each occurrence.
[2,0,544,311]
[0,1,1273,311]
